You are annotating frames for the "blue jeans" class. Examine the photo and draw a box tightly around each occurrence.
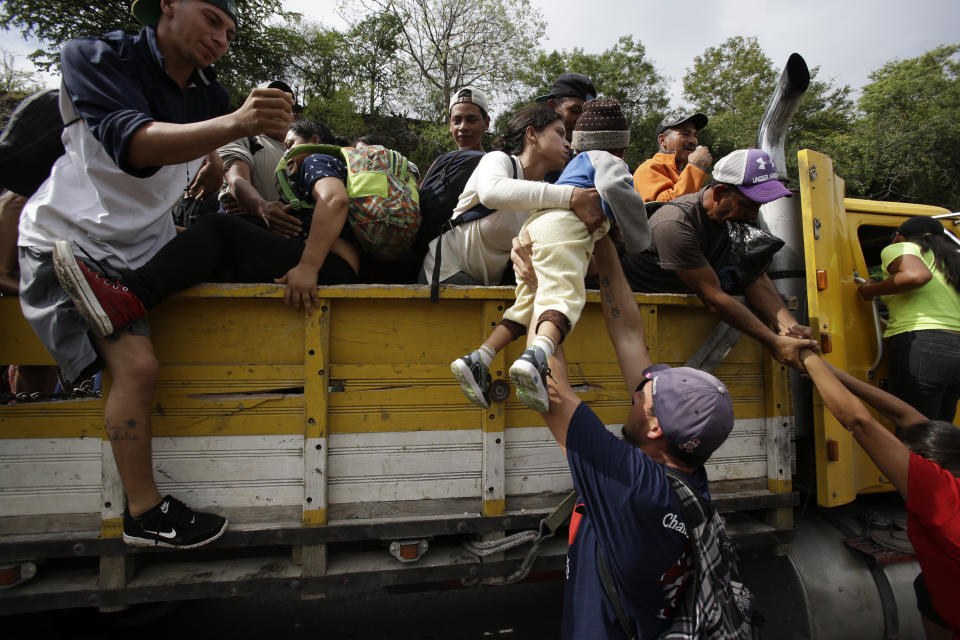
[888,330,960,422]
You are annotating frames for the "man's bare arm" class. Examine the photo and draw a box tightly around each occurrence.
[593,235,652,391]
[800,350,910,499]
[744,273,812,338]
[821,360,928,429]
[677,265,816,369]
[543,346,583,451]
[127,88,293,169]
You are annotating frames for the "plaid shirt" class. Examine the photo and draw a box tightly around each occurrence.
[658,469,760,640]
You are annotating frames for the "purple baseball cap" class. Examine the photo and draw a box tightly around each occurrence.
[644,364,734,460]
[712,148,792,204]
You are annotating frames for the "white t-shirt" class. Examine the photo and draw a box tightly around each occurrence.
[18,119,201,270]
[421,151,574,285]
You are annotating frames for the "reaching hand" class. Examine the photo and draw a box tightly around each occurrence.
[221,195,248,216]
[570,187,605,233]
[511,229,537,290]
[770,334,820,371]
[186,155,224,200]
[275,261,320,315]
[259,201,303,237]
[781,323,814,340]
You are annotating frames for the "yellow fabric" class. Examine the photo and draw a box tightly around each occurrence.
[632,151,708,203]
[880,242,960,337]
[502,209,610,333]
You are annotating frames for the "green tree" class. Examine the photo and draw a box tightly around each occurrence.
[0,0,297,105]
[343,11,406,116]
[347,0,545,120]
[0,49,43,94]
[842,45,960,209]
[511,36,669,168]
[682,36,854,183]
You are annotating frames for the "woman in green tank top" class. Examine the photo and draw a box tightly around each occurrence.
[858,216,960,422]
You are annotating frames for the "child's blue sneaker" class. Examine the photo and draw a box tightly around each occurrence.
[451,351,491,409]
[510,346,551,413]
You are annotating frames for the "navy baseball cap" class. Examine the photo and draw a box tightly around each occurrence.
[644,364,734,460]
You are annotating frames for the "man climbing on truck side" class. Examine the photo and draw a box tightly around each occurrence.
[620,148,814,370]
[16,0,293,549]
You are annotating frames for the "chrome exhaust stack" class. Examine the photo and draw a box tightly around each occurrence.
[756,54,812,436]
[756,53,810,315]
[757,53,810,182]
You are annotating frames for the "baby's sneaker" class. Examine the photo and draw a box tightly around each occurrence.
[509,346,551,413]
[451,351,492,409]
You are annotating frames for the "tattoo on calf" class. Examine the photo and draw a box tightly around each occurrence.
[104,416,141,441]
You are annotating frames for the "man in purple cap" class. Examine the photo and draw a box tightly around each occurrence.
[619,148,815,370]
[521,233,744,639]
[16,0,293,549]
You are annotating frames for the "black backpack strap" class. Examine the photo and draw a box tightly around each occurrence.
[596,545,636,640]
[429,155,518,303]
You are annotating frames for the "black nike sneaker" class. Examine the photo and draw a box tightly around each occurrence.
[122,495,228,549]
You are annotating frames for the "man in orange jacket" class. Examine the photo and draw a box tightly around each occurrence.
[633,110,712,202]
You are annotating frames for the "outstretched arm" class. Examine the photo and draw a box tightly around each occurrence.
[593,235,652,392]
[678,266,817,370]
[819,360,927,430]
[800,349,911,499]
[744,273,812,338]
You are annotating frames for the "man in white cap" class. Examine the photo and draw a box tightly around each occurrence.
[16,0,293,549]
[620,148,814,370]
[448,86,490,152]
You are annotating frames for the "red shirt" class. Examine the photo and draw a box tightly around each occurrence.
[907,452,960,635]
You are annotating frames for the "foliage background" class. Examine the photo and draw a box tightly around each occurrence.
[0,1,957,209]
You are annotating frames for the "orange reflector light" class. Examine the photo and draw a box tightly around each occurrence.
[816,270,828,290]
[399,543,419,560]
[826,439,839,462]
[820,332,832,354]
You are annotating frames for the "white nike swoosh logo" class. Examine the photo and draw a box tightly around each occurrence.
[144,528,177,539]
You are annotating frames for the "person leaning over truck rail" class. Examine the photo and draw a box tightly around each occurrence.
[420,104,605,287]
[513,233,740,639]
[16,0,294,549]
[798,350,960,639]
[619,148,815,371]
[632,109,713,203]
[857,215,960,423]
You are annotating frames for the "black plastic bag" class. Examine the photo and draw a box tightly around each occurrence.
[720,221,785,293]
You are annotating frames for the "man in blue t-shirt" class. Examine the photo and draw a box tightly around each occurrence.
[515,233,737,639]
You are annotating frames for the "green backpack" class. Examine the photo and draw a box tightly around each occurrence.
[275,143,421,261]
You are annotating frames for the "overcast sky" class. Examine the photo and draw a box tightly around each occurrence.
[2,0,957,106]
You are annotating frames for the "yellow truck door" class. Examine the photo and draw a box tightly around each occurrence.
[798,149,956,507]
